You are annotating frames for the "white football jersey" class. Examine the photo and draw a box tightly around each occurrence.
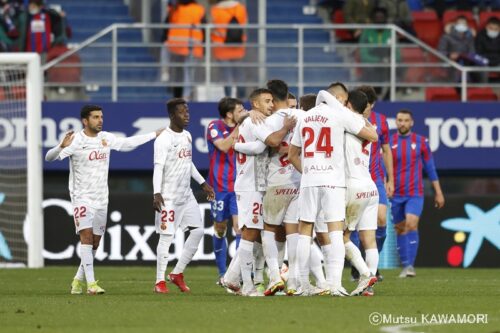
[59,130,155,208]
[264,108,304,187]
[345,132,372,181]
[290,103,364,188]
[154,128,195,204]
[234,116,272,192]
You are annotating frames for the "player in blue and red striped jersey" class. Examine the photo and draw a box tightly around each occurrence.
[207,97,246,284]
[350,86,394,285]
[390,109,445,278]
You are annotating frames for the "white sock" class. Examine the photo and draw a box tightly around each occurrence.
[365,248,379,276]
[321,244,335,287]
[75,249,96,281]
[285,233,299,289]
[297,235,312,288]
[172,228,203,274]
[224,250,241,283]
[80,244,95,284]
[262,230,280,282]
[345,241,370,277]
[253,241,265,284]
[310,244,326,287]
[328,231,345,289]
[276,241,285,268]
[156,234,173,284]
[239,239,254,288]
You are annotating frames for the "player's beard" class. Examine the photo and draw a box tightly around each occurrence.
[398,127,410,135]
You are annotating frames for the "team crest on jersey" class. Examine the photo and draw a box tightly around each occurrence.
[101,139,108,147]
[354,157,361,165]
[411,143,417,150]
[160,222,167,230]
[252,215,259,224]
[210,129,218,138]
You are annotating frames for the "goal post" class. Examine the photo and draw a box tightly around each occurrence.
[0,53,43,268]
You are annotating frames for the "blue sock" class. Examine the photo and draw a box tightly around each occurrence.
[376,226,387,253]
[396,233,410,267]
[350,231,360,248]
[212,235,227,276]
[235,234,241,249]
[407,230,419,266]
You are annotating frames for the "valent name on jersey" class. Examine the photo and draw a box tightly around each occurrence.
[304,115,329,124]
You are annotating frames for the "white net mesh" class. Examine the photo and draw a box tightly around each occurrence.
[0,64,28,266]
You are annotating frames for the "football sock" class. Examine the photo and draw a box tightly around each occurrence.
[276,241,286,268]
[172,227,204,274]
[350,230,360,248]
[253,241,265,284]
[396,233,410,267]
[213,232,227,276]
[75,249,96,281]
[238,240,254,288]
[156,234,173,283]
[262,230,280,282]
[80,244,95,284]
[224,250,240,283]
[285,233,299,289]
[297,235,312,288]
[407,230,419,266]
[328,231,345,289]
[235,234,241,249]
[365,248,379,276]
[376,226,387,253]
[310,244,326,287]
[345,241,370,277]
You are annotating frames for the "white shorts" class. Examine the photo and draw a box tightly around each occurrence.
[314,221,328,233]
[155,196,203,235]
[298,186,346,223]
[263,185,299,225]
[236,191,265,230]
[73,204,107,236]
[345,179,379,231]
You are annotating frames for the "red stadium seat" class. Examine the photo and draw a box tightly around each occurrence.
[46,45,82,83]
[0,87,5,101]
[425,87,460,101]
[442,10,477,32]
[478,11,500,31]
[467,87,498,101]
[332,10,355,42]
[411,11,442,48]
[401,47,427,82]
[9,86,26,100]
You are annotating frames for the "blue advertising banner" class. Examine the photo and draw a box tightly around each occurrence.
[4,101,496,171]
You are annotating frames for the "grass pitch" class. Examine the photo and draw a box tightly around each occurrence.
[0,266,498,333]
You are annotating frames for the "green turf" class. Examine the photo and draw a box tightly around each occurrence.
[0,267,498,333]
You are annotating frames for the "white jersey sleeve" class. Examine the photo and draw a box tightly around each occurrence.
[108,132,156,151]
[345,132,372,181]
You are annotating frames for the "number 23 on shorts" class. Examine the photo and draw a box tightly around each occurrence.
[159,209,175,232]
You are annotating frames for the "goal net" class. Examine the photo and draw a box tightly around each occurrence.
[0,53,43,268]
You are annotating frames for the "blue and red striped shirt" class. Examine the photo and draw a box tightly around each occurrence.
[391,132,438,197]
[369,111,389,183]
[27,12,52,54]
[207,119,236,193]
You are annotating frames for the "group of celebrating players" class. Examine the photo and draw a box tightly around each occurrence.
[45,78,444,296]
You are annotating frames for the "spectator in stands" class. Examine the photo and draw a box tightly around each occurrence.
[343,0,375,40]
[379,0,414,34]
[18,0,67,61]
[475,17,500,71]
[438,16,488,82]
[0,0,20,51]
[165,0,206,100]
[359,8,400,99]
[211,0,248,99]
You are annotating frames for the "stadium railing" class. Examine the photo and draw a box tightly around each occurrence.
[42,23,500,102]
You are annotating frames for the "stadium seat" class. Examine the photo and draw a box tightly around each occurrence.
[442,10,477,32]
[9,86,26,100]
[331,10,355,42]
[411,11,442,48]
[467,87,498,101]
[478,11,500,30]
[0,87,5,100]
[425,87,460,101]
[401,47,427,83]
[46,45,82,83]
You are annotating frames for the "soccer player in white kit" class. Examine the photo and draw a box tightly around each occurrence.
[223,88,295,296]
[288,90,378,296]
[342,90,379,296]
[152,98,215,294]
[45,104,161,295]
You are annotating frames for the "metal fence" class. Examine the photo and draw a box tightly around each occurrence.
[42,23,500,102]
